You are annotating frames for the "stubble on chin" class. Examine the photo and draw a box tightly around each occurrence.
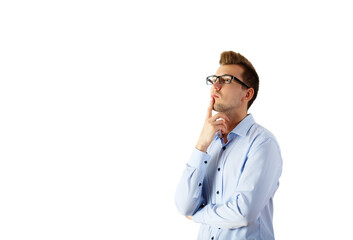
[213,103,229,113]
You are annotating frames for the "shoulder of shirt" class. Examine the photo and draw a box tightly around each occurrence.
[247,122,279,146]
[246,123,282,161]
[245,122,282,159]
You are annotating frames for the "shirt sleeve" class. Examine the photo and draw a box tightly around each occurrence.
[175,148,211,216]
[192,138,282,229]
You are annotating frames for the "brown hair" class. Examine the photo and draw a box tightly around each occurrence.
[219,51,259,109]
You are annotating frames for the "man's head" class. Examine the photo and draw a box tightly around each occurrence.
[209,51,259,113]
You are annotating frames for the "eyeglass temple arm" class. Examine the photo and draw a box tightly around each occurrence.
[233,76,250,88]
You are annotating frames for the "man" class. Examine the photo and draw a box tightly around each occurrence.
[175,51,282,240]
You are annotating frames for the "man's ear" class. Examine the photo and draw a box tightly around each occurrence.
[243,88,254,102]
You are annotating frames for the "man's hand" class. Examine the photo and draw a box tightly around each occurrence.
[195,97,229,152]
[186,216,192,220]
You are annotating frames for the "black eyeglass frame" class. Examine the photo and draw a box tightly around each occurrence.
[206,74,250,89]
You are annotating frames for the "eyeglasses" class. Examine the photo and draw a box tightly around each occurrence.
[206,74,250,88]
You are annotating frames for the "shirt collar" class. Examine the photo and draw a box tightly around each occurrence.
[214,114,255,140]
[231,113,255,137]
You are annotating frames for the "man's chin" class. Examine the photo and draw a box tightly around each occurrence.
[214,103,228,113]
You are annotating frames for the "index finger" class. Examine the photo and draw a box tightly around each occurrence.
[207,97,215,118]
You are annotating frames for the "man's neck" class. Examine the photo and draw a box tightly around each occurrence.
[221,110,248,142]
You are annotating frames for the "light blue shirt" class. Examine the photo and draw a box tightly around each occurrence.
[175,114,282,240]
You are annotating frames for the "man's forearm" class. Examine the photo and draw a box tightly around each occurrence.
[175,149,210,216]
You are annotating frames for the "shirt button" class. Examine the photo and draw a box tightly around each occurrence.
[211,237,214,240]
[222,146,226,150]
[216,191,219,194]
[218,168,220,171]
[204,161,208,164]
[199,183,202,187]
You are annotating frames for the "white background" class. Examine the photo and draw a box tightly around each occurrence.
[1,0,352,239]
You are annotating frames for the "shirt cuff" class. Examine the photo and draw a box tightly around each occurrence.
[188,148,211,168]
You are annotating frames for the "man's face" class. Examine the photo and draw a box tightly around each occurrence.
[210,64,248,113]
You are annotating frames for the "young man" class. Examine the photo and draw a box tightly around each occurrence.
[175,51,282,240]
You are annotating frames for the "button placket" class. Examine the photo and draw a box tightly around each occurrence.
[216,149,223,201]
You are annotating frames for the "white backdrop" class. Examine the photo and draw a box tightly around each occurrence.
[1,0,352,239]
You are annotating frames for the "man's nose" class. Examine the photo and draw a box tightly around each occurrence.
[212,79,222,90]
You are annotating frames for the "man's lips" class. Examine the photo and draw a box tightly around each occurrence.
[211,94,219,98]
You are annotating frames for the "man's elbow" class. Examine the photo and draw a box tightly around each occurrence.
[175,200,196,216]
[225,217,252,229]
[224,208,257,229]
